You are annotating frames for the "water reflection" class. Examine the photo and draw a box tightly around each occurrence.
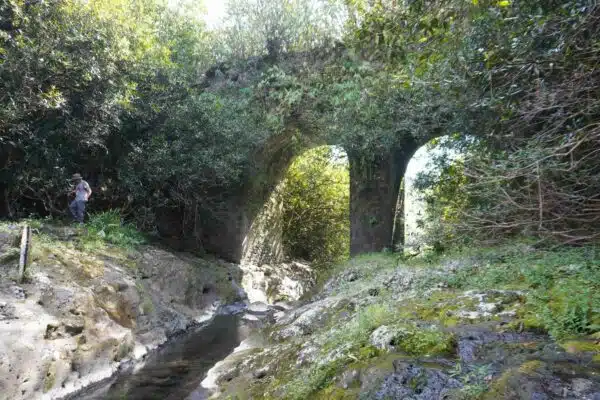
[74,314,244,400]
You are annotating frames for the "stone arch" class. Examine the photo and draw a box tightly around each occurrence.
[347,136,421,255]
[241,144,349,266]
[196,55,441,261]
[197,128,426,262]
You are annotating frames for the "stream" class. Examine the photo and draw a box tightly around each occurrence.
[70,314,251,400]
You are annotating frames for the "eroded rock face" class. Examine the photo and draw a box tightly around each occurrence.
[370,325,397,351]
[204,258,600,400]
[239,261,315,304]
[0,224,242,400]
[374,361,462,399]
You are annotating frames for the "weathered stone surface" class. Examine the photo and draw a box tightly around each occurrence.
[204,251,600,400]
[572,378,594,395]
[239,261,315,304]
[373,361,461,400]
[369,325,397,351]
[0,227,242,400]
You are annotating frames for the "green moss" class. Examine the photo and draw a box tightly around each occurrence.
[517,360,544,374]
[505,311,548,335]
[314,386,355,400]
[395,291,498,328]
[393,326,456,356]
[560,339,600,354]
[43,362,56,393]
[0,247,20,265]
[484,361,547,400]
[483,368,516,399]
[358,345,381,360]
[284,357,348,400]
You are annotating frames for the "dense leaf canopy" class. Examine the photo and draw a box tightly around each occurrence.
[1,0,599,258]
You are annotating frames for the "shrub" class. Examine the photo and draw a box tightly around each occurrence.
[82,210,146,249]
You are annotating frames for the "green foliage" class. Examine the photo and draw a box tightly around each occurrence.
[413,135,481,250]
[81,210,146,249]
[392,326,456,356]
[0,0,216,217]
[448,364,493,400]
[215,0,345,59]
[277,146,350,269]
[285,357,347,400]
[426,244,600,339]
[1,0,599,262]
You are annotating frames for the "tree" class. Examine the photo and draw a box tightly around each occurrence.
[214,0,346,60]
[277,146,350,267]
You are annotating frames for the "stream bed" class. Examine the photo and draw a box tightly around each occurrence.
[70,314,251,400]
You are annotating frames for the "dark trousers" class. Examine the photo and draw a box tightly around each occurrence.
[69,200,86,223]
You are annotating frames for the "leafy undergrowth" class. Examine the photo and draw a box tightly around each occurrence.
[417,244,600,339]
[79,210,147,250]
[220,242,600,399]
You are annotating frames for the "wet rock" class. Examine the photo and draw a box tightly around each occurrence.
[373,361,461,399]
[572,378,594,395]
[483,359,600,400]
[219,303,247,315]
[0,301,16,320]
[273,310,285,321]
[457,330,539,363]
[247,302,270,314]
[272,302,293,311]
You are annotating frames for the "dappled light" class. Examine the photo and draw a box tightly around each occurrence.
[242,145,349,270]
[2,0,600,398]
[403,135,475,254]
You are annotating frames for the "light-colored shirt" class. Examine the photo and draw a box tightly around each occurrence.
[75,180,91,201]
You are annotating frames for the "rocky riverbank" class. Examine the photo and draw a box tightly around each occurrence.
[205,246,600,399]
[0,222,245,400]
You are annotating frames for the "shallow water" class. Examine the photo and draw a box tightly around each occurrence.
[72,314,248,400]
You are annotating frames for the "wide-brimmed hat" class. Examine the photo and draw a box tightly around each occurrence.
[71,173,82,181]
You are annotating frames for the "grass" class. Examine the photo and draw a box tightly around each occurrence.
[80,210,146,250]
[437,245,600,339]
[448,364,493,400]
[395,242,600,340]
[219,240,600,399]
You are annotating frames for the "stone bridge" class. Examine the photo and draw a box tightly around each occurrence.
[194,54,428,262]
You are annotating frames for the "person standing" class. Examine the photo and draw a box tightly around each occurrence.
[69,173,92,224]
